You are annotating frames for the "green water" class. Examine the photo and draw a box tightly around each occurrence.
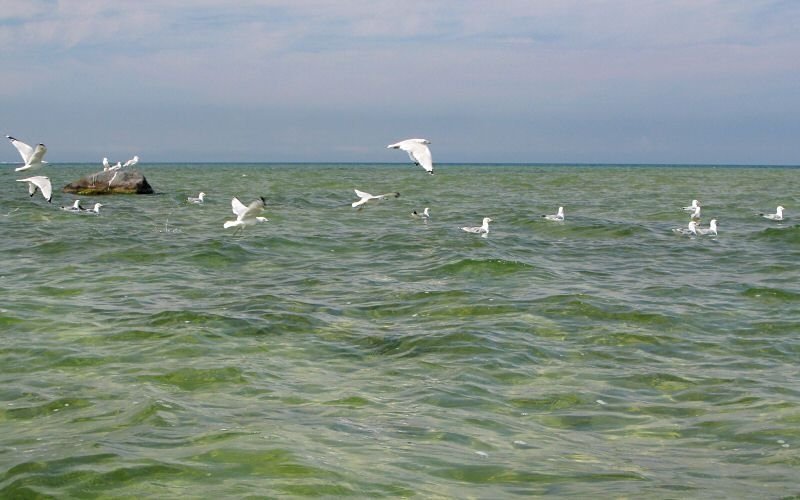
[1,163,799,498]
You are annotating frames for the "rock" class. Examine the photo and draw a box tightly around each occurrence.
[62,169,154,195]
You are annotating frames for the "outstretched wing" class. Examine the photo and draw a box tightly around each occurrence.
[231,197,248,217]
[7,136,34,163]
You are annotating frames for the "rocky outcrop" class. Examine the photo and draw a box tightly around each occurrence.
[62,169,154,195]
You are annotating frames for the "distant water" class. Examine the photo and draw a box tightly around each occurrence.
[1,163,799,498]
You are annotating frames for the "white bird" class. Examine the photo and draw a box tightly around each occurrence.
[123,155,139,168]
[61,199,85,212]
[188,192,206,204]
[542,206,565,221]
[387,138,434,174]
[461,217,492,235]
[224,196,268,232]
[351,189,400,209]
[689,205,701,220]
[683,199,700,211]
[16,176,52,203]
[412,207,431,219]
[108,161,122,171]
[7,135,48,172]
[673,220,698,236]
[760,205,785,221]
[102,157,111,171]
[697,218,718,236]
[83,202,103,215]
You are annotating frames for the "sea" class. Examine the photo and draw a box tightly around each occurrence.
[1,163,798,498]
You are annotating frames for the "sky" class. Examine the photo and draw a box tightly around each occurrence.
[1,0,799,165]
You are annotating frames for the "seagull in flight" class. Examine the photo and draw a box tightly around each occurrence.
[387,138,434,174]
[6,135,48,172]
[351,189,400,209]
[461,217,492,236]
[188,192,205,204]
[542,206,564,221]
[123,155,139,168]
[16,176,52,203]
[224,196,268,234]
[759,205,785,221]
[683,199,700,211]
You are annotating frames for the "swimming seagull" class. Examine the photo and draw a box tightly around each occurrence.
[673,220,698,236]
[224,196,268,233]
[759,205,785,221]
[61,199,85,212]
[16,176,52,203]
[6,135,48,172]
[387,138,434,174]
[83,203,103,215]
[542,206,565,221]
[351,189,400,209]
[689,205,701,220]
[461,217,492,236]
[188,192,206,204]
[123,155,139,168]
[683,199,700,211]
[697,218,718,236]
[412,207,431,219]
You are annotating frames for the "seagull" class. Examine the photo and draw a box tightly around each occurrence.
[542,206,565,221]
[689,205,701,220]
[683,199,700,211]
[351,189,400,209]
[123,155,139,168]
[412,207,431,219]
[83,203,103,215]
[673,220,698,236]
[16,176,52,203]
[108,161,122,171]
[759,205,785,221]
[6,135,48,172]
[102,157,111,171]
[697,218,718,236]
[61,199,85,212]
[224,196,268,233]
[461,217,492,236]
[188,192,205,204]
[387,138,434,174]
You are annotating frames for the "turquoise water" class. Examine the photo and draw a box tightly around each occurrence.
[1,163,798,498]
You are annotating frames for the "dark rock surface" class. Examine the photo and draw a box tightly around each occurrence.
[62,169,154,195]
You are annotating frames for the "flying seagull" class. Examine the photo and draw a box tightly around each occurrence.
[16,176,52,203]
[351,189,400,209]
[387,138,434,174]
[224,196,268,234]
[6,135,48,172]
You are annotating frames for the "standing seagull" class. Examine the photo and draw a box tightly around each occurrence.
[16,176,52,203]
[542,206,565,221]
[6,135,48,172]
[461,217,492,236]
[760,206,785,221]
[224,196,268,233]
[351,189,400,209]
[387,138,434,174]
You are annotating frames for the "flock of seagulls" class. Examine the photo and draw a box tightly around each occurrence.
[4,135,790,238]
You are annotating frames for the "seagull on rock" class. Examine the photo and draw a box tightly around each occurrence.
[387,138,434,174]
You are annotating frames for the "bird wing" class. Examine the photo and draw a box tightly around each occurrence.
[354,189,372,199]
[231,197,248,216]
[406,143,433,172]
[238,199,265,221]
[33,176,52,202]
[7,136,35,163]
[29,144,47,164]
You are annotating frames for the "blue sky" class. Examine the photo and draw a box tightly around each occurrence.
[2,0,799,164]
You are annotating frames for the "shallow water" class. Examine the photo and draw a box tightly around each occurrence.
[1,163,799,497]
